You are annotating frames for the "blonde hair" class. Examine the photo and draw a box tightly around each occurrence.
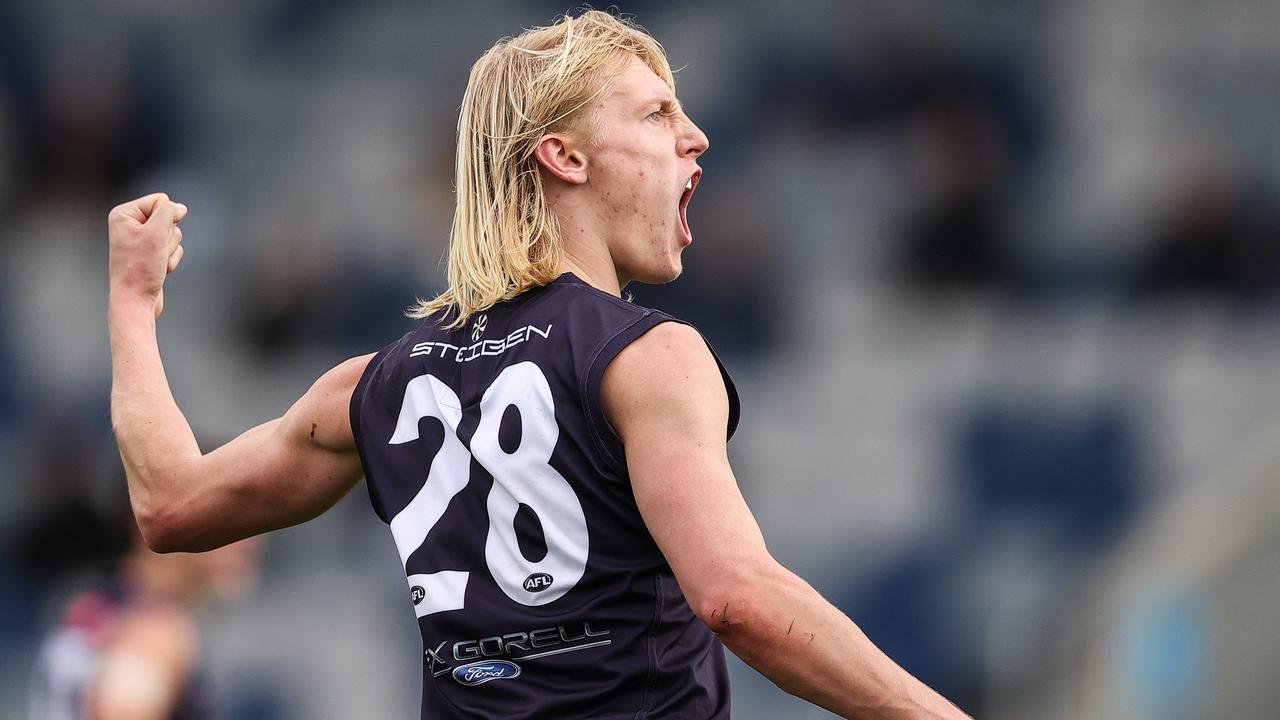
[409,9,675,326]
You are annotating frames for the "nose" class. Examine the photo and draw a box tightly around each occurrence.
[679,114,709,158]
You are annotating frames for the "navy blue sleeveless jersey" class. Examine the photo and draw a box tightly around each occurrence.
[350,273,740,720]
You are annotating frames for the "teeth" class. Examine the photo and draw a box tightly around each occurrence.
[685,178,693,190]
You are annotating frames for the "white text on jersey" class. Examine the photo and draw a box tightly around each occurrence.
[410,324,553,362]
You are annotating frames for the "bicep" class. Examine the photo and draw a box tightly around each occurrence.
[604,324,771,612]
[628,436,770,610]
[164,354,372,550]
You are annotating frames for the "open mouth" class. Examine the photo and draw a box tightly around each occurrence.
[678,170,701,244]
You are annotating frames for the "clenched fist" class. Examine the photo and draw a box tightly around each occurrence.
[108,193,188,318]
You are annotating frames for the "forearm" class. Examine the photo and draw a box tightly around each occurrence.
[110,285,368,550]
[104,194,365,551]
[109,294,202,514]
[711,566,969,720]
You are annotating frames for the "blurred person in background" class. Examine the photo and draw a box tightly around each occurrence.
[106,9,968,720]
[897,92,1015,293]
[1131,146,1280,301]
[29,520,261,720]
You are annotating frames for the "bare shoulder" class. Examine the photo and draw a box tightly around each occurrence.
[315,353,377,397]
[285,353,377,453]
[602,321,727,435]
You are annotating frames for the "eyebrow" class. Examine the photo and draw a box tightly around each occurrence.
[640,95,681,112]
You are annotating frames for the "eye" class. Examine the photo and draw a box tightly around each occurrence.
[646,110,662,121]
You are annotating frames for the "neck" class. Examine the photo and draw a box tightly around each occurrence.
[548,182,628,297]
[559,251,624,297]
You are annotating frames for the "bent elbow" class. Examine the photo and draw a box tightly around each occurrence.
[691,562,791,637]
[697,591,760,637]
[132,498,194,553]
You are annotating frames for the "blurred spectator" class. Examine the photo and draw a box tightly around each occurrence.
[736,11,1040,296]
[233,227,422,362]
[235,226,340,361]
[29,528,263,720]
[14,425,127,586]
[24,32,181,207]
[897,93,1017,293]
[1131,151,1280,301]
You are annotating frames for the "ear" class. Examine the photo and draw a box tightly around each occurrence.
[534,133,589,185]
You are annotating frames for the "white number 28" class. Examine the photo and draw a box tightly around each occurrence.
[386,362,589,617]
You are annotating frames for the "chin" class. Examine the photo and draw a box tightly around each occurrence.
[621,245,685,286]
[635,262,682,286]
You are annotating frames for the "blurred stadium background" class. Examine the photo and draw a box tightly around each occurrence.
[3,0,1280,718]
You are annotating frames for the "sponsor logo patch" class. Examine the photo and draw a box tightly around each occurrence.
[452,660,522,686]
[523,572,554,593]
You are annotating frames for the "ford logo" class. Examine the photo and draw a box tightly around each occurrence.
[453,660,522,686]
[523,572,554,593]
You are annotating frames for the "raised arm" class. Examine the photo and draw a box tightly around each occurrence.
[602,322,970,720]
[108,194,368,552]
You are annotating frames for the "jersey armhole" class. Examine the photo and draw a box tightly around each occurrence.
[349,343,397,524]
[582,313,741,469]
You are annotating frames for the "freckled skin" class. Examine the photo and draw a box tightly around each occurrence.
[581,57,709,286]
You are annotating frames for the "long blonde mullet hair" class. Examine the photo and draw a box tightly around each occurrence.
[410,10,676,326]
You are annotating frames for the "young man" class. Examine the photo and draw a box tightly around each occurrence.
[107,10,969,720]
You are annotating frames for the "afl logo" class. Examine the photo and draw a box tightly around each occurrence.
[523,572,554,593]
[471,314,488,341]
[453,660,522,686]
[410,585,426,605]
